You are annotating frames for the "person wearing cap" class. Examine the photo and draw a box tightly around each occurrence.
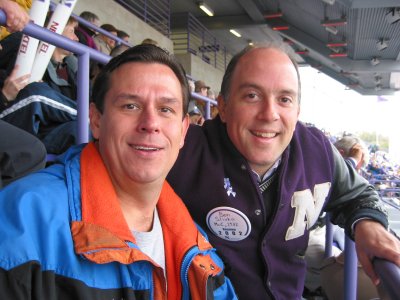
[194,80,210,97]
[93,23,118,55]
[194,80,210,115]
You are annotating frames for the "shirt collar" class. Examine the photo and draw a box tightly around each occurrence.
[252,157,282,183]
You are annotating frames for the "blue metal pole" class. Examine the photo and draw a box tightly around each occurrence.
[324,214,333,258]
[77,52,90,143]
[344,236,358,300]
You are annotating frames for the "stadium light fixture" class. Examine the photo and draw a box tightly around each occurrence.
[198,2,214,17]
[295,50,309,55]
[321,18,347,27]
[377,39,389,51]
[385,8,400,24]
[272,25,289,31]
[264,11,283,19]
[329,52,347,58]
[370,57,380,66]
[325,26,338,35]
[327,42,347,47]
[229,29,241,37]
[375,75,382,84]
[321,0,335,5]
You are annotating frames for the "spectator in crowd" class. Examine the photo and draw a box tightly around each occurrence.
[0,17,80,154]
[194,79,209,114]
[188,100,204,126]
[73,11,104,92]
[0,119,46,188]
[117,29,130,43]
[194,79,209,96]
[0,0,46,188]
[75,10,99,51]
[0,44,237,299]
[93,23,118,55]
[188,78,195,93]
[167,42,400,299]
[207,88,219,119]
[334,134,369,172]
[110,43,129,57]
[141,37,158,46]
[207,88,215,100]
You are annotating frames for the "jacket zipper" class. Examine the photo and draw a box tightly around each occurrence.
[180,246,199,300]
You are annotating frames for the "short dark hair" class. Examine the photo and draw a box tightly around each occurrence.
[79,11,99,23]
[100,23,118,33]
[117,30,130,39]
[92,44,190,118]
[220,42,301,104]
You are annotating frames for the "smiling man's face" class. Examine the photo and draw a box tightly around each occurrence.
[218,47,300,176]
[90,62,189,189]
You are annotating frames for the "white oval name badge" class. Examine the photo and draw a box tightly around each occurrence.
[206,207,251,241]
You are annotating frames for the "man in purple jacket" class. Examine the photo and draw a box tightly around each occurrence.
[167,42,400,299]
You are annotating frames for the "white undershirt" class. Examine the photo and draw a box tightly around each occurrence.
[132,208,166,272]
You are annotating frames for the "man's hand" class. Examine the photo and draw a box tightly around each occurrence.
[355,219,400,285]
[1,65,30,101]
[349,143,364,170]
[0,0,30,32]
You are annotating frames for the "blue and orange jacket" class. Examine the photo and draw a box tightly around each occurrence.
[0,142,237,299]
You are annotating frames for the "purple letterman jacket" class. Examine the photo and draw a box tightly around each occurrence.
[167,116,388,300]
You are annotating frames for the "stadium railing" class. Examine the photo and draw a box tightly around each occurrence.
[49,1,133,48]
[0,9,111,145]
[373,257,400,300]
[326,213,400,299]
[0,8,216,141]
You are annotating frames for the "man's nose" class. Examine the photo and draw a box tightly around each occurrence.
[138,108,160,133]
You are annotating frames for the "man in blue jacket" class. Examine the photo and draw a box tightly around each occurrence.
[167,42,400,299]
[0,44,237,299]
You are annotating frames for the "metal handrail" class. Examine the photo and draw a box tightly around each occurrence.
[0,9,111,144]
[49,1,133,47]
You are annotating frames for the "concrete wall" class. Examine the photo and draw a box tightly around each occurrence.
[73,0,173,52]
[176,53,224,95]
[73,0,223,92]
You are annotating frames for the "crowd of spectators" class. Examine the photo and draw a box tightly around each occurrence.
[321,130,400,204]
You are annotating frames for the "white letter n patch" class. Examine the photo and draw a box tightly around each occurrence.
[285,182,331,241]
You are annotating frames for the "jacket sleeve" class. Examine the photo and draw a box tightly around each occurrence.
[324,144,388,238]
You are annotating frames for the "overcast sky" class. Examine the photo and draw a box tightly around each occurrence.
[298,66,400,161]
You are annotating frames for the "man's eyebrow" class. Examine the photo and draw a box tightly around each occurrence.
[237,83,262,91]
[159,97,180,104]
[114,93,139,100]
[237,83,297,95]
[114,93,181,104]
[279,88,298,96]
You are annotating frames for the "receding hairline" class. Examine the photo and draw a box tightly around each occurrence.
[220,41,302,103]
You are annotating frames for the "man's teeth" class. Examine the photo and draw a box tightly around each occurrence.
[135,146,160,151]
[254,132,276,138]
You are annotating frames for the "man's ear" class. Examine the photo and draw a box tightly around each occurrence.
[89,103,101,140]
[217,94,227,122]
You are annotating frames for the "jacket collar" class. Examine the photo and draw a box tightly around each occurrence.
[71,142,212,266]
